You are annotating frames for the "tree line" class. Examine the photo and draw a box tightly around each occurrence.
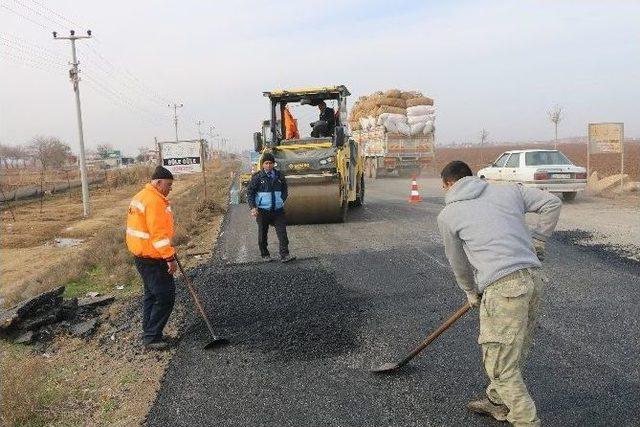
[0,136,73,171]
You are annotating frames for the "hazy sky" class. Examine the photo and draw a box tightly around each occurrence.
[1,1,639,156]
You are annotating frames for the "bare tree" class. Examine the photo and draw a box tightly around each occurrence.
[480,128,489,165]
[547,105,563,149]
[0,143,31,169]
[0,144,10,169]
[28,136,73,170]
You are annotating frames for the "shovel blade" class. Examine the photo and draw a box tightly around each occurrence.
[203,337,229,350]
[370,362,401,374]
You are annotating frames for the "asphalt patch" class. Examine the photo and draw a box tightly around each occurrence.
[180,258,369,361]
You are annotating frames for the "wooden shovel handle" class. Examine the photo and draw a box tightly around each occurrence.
[175,255,218,337]
[398,302,472,368]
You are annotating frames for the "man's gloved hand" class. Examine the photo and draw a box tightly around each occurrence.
[465,290,481,308]
[533,238,545,262]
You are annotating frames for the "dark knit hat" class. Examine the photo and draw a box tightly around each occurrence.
[152,165,174,180]
[261,153,275,164]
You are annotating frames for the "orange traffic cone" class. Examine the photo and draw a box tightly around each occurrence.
[408,175,422,203]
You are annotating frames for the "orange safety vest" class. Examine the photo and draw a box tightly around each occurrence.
[284,106,300,139]
[126,183,175,260]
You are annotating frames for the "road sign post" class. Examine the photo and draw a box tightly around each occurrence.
[158,139,207,199]
[588,122,624,193]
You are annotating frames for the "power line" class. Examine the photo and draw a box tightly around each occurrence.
[82,74,167,125]
[0,32,68,60]
[5,0,171,107]
[0,36,68,65]
[77,45,170,108]
[25,0,88,31]
[1,3,54,31]
[0,48,65,72]
[80,42,171,105]
[82,77,166,127]
[10,0,69,30]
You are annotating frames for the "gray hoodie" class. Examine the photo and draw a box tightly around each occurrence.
[437,176,561,293]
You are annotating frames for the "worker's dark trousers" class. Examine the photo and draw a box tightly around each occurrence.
[256,209,289,258]
[311,122,330,138]
[134,257,175,344]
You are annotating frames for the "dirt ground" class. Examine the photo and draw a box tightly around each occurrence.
[552,193,640,259]
[0,165,225,306]
[1,159,237,426]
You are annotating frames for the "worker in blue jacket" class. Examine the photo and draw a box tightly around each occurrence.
[247,152,295,263]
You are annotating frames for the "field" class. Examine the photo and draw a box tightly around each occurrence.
[1,159,238,426]
[433,141,640,181]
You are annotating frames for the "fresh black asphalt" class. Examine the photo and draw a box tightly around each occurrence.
[147,178,640,426]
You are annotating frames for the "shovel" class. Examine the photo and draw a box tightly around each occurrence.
[175,254,228,349]
[371,301,471,373]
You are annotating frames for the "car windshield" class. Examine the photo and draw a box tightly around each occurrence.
[525,151,572,166]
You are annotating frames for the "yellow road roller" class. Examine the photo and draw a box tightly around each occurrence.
[253,86,365,223]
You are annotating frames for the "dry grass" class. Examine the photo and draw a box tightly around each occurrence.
[0,159,238,426]
[1,345,52,426]
[1,160,237,306]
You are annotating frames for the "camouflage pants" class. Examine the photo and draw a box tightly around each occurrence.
[479,268,543,427]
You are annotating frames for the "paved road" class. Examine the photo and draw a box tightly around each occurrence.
[147,177,639,426]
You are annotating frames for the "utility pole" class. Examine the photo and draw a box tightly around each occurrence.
[208,125,216,159]
[168,102,183,141]
[54,29,92,217]
[196,120,204,140]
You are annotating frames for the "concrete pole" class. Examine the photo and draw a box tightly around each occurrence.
[69,37,90,217]
[168,103,183,141]
[55,30,92,217]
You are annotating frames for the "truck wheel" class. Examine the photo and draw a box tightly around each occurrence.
[350,174,365,207]
[563,192,577,202]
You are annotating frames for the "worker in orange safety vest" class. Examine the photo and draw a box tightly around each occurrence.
[126,165,177,350]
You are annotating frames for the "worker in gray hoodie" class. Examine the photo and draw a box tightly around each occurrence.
[437,161,561,427]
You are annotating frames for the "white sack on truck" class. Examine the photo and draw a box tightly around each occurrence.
[423,121,435,135]
[396,122,411,136]
[407,114,436,124]
[377,113,407,125]
[383,121,399,133]
[410,122,426,136]
[407,105,437,117]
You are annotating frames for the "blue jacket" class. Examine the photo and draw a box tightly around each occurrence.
[247,169,288,212]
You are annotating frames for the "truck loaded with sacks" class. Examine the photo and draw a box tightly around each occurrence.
[349,89,436,177]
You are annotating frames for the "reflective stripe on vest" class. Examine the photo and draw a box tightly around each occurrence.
[126,227,150,239]
[152,238,171,249]
[129,200,145,212]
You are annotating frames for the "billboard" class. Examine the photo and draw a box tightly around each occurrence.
[588,122,624,154]
[159,141,202,174]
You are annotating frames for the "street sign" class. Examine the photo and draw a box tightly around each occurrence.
[159,140,202,174]
[588,122,623,154]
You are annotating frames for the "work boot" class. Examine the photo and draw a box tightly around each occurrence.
[281,254,296,263]
[468,398,509,422]
[144,340,171,351]
[261,255,273,262]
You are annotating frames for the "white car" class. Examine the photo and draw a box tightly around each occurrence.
[477,149,587,201]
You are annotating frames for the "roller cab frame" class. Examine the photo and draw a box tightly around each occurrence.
[253,86,365,224]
